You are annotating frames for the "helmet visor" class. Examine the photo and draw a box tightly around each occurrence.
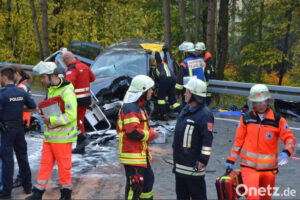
[250,98,274,107]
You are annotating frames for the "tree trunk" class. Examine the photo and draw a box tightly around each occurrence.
[163,0,171,51]
[52,0,64,49]
[30,0,43,60]
[41,0,50,58]
[178,0,191,41]
[278,6,293,85]
[195,0,200,42]
[206,0,216,54]
[258,0,264,41]
[4,0,12,42]
[216,0,229,80]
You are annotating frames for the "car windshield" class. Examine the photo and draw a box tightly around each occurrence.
[91,53,148,77]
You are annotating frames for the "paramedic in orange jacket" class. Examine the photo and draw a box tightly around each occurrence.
[62,51,95,154]
[117,75,162,200]
[226,84,296,200]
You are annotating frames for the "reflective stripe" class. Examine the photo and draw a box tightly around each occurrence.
[286,139,295,145]
[118,132,125,155]
[61,183,73,189]
[182,125,190,148]
[56,114,70,125]
[201,150,211,155]
[139,190,154,198]
[37,180,48,184]
[45,126,77,133]
[175,84,183,90]
[75,87,90,93]
[230,152,239,159]
[34,184,46,190]
[241,150,276,159]
[62,113,70,124]
[61,88,73,96]
[188,68,193,77]
[241,159,277,168]
[187,125,194,148]
[202,146,212,151]
[76,93,90,98]
[175,168,205,176]
[163,64,171,77]
[57,114,62,125]
[285,144,295,150]
[128,180,134,200]
[232,145,241,152]
[124,117,140,125]
[119,158,147,164]
[44,132,78,140]
[176,163,205,172]
[172,103,181,109]
[119,153,146,159]
[158,100,166,105]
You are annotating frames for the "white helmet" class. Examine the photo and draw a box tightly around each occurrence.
[195,42,206,51]
[33,61,57,75]
[248,84,272,102]
[128,75,154,93]
[178,41,195,52]
[184,77,207,97]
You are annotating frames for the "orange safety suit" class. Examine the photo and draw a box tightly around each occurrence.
[16,78,31,127]
[227,109,296,200]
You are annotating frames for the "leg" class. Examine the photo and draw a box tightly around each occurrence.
[241,167,260,200]
[175,175,190,200]
[124,165,139,200]
[157,79,168,120]
[259,171,276,200]
[139,159,154,200]
[13,129,32,192]
[35,141,55,190]
[187,176,207,200]
[167,77,181,112]
[77,106,87,134]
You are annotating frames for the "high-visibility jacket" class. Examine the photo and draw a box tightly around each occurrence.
[152,61,175,81]
[44,78,78,143]
[16,78,31,127]
[175,57,206,91]
[65,59,95,107]
[117,98,155,168]
[227,109,296,171]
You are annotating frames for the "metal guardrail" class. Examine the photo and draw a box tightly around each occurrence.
[208,79,300,102]
[0,63,37,75]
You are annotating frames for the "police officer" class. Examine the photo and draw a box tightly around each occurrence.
[117,75,161,200]
[226,84,296,200]
[173,78,214,200]
[148,50,181,121]
[175,42,206,105]
[0,67,37,198]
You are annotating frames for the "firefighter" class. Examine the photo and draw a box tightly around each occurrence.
[173,77,214,200]
[226,84,296,200]
[176,41,206,105]
[195,42,213,82]
[147,50,181,121]
[26,62,78,200]
[117,75,162,200]
[0,67,37,198]
[10,65,33,193]
[62,51,95,154]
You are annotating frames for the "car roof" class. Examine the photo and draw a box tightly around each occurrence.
[101,38,166,55]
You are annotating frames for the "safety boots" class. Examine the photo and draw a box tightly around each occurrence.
[59,188,72,200]
[25,187,45,200]
[72,133,86,154]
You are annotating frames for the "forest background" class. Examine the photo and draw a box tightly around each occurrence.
[0,0,299,88]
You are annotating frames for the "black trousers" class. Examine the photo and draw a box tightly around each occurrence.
[157,77,178,116]
[175,175,207,200]
[124,160,154,200]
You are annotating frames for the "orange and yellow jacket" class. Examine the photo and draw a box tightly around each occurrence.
[227,109,296,171]
[117,98,155,168]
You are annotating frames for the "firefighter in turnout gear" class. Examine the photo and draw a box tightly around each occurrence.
[147,50,181,121]
[62,51,95,154]
[26,62,78,200]
[176,42,206,105]
[0,67,37,199]
[226,84,296,200]
[173,77,214,200]
[117,75,162,200]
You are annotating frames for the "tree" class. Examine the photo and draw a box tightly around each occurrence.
[216,0,229,80]
[30,0,43,60]
[163,0,171,50]
[178,0,191,41]
[41,0,49,58]
[206,0,216,54]
[195,0,200,42]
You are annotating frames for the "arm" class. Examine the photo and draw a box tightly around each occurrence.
[278,118,296,156]
[64,69,77,87]
[89,68,95,82]
[24,93,37,110]
[227,116,247,164]
[204,57,212,81]
[175,63,186,93]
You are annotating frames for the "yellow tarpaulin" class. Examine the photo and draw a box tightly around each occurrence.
[140,43,163,52]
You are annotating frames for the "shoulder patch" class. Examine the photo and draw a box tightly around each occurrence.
[284,123,289,131]
[66,71,72,75]
[66,103,72,110]
[207,122,213,132]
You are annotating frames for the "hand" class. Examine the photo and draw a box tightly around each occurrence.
[145,50,152,54]
[41,115,50,125]
[153,130,162,139]
[278,152,289,166]
[225,163,233,170]
[195,161,205,171]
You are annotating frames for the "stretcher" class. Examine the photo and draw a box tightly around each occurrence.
[215,169,243,200]
[84,91,111,136]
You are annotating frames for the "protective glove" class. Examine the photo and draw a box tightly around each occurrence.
[278,152,289,166]
[225,163,233,170]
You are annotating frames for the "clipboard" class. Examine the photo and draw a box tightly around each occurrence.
[38,96,65,116]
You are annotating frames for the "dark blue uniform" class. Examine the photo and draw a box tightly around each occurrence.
[173,104,214,200]
[0,84,36,196]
